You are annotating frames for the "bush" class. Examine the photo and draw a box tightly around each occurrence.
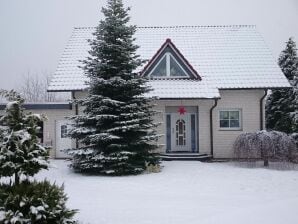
[0,180,77,224]
[292,133,298,148]
[291,133,298,163]
[234,131,297,166]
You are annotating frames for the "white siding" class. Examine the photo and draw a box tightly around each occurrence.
[0,89,265,159]
[213,90,265,158]
[0,107,74,158]
[32,109,75,158]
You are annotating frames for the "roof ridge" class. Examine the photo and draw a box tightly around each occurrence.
[73,25,257,30]
[74,27,95,29]
[137,25,256,29]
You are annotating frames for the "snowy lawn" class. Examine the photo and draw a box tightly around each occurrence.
[35,160,298,224]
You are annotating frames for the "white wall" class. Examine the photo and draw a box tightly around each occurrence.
[213,89,265,158]
[0,89,265,159]
[0,107,74,158]
[150,89,266,157]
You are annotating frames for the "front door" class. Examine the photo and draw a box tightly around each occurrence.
[55,120,72,158]
[171,113,192,152]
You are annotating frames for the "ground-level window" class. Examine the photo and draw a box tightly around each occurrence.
[219,110,241,129]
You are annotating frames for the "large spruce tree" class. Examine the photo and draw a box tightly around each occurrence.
[266,37,298,133]
[68,0,160,175]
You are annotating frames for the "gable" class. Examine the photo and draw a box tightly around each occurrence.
[141,39,201,80]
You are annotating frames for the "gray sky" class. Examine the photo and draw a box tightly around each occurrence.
[0,0,297,90]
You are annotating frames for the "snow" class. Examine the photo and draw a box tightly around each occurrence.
[35,160,298,224]
[6,101,18,110]
[146,79,220,99]
[48,26,290,92]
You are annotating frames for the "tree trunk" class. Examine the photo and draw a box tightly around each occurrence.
[264,158,269,167]
[15,172,20,185]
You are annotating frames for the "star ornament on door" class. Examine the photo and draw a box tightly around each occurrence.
[178,106,187,115]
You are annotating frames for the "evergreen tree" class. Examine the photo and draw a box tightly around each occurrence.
[0,90,49,185]
[266,37,298,133]
[68,0,160,175]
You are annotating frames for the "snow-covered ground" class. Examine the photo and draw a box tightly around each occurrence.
[36,160,298,224]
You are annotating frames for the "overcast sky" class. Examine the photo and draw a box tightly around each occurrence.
[0,0,297,90]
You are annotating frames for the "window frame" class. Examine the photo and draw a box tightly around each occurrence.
[148,52,189,78]
[218,109,242,131]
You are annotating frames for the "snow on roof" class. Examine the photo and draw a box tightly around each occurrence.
[48,25,290,96]
[146,79,220,99]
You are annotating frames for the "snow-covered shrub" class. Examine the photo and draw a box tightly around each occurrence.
[234,131,296,166]
[0,90,49,185]
[0,180,77,224]
[291,133,298,163]
[291,133,298,148]
[145,162,161,173]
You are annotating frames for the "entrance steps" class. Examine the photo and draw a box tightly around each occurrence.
[160,152,212,161]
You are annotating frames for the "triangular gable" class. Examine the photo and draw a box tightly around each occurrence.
[141,39,201,80]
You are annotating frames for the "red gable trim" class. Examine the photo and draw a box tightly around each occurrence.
[140,39,201,80]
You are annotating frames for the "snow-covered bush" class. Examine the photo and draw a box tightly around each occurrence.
[0,180,77,224]
[292,133,298,148]
[145,162,161,173]
[0,90,49,185]
[291,133,298,163]
[234,131,297,166]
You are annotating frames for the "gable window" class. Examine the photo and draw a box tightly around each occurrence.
[149,52,189,78]
[219,110,241,130]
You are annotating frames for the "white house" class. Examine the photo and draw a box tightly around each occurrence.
[2,25,290,160]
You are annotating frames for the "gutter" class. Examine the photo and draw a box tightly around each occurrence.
[71,91,79,148]
[210,99,218,157]
[260,89,268,130]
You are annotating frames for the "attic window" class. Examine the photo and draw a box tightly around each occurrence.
[149,53,189,78]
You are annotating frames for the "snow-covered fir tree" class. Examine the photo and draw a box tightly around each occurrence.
[68,0,160,175]
[0,90,49,185]
[266,37,298,133]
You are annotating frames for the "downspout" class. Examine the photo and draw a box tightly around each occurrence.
[260,89,268,130]
[210,99,218,157]
[71,91,79,148]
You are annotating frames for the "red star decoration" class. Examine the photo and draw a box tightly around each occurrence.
[178,106,187,115]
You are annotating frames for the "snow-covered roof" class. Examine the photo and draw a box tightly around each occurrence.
[146,80,220,99]
[48,25,290,97]
[0,102,71,110]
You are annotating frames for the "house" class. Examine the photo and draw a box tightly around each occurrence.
[2,25,290,160]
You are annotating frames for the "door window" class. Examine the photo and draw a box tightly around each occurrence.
[176,119,186,146]
[61,125,68,138]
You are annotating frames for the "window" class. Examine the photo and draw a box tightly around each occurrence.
[176,119,186,146]
[150,53,189,78]
[219,110,241,129]
[61,125,68,138]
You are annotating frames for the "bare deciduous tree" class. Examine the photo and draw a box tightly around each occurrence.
[18,72,67,102]
[234,130,297,167]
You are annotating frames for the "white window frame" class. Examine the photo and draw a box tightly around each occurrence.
[218,109,242,131]
[149,52,189,78]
